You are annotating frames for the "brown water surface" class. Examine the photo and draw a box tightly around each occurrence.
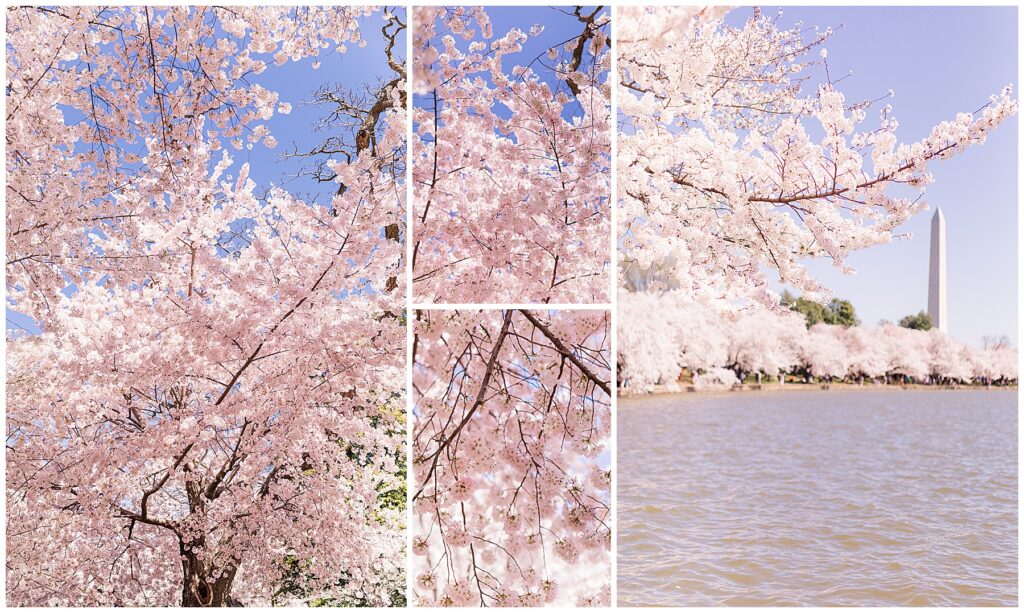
[617,390,1018,606]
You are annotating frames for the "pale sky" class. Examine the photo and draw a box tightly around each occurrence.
[731,6,1018,347]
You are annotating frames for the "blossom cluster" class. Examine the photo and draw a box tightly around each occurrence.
[412,309,611,606]
[617,7,1017,309]
[412,7,611,303]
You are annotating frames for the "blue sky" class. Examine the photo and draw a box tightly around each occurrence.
[412,6,608,121]
[6,8,405,336]
[727,6,1017,346]
[243,9,406,205]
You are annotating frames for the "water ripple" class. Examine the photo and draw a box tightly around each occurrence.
[617,390,1018,606]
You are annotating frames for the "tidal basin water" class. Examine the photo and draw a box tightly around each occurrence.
[618,390,1017,606]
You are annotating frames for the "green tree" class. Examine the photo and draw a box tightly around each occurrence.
[826,298,859,327]
[272,398,407,607]
[899,311,934,330]
[781,291,859,328]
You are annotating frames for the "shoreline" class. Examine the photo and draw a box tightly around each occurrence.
[617,382,1019,398]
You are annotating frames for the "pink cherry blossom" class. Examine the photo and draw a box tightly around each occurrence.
[412,7,611,303]
[617,7,1017,309]
[618,293,1017,389]
[412,309,611,606]
[7,7,406,606]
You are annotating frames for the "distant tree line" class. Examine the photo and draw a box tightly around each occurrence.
[781,291,944,332]
[781,291,859,328]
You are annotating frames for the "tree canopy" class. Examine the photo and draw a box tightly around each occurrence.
[900,311,935,331]
[782,291,860,328]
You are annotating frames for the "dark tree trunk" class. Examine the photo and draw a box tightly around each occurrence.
[180,543,241,607]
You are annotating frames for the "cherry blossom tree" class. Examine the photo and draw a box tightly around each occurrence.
[411,6,611,303]
[618,290,731,388]
[616,291,684,387]
[974,345,1019,385]
[617,6,1017,309]
[876,324,930,382]
[840,325,888,381]
[924,328,975,384]
[975,336,1019,385]
[691,367,740,391]
[726,308,804,382]
[7,7,406,606]
[801,323,851,381]
[412,309,611,606]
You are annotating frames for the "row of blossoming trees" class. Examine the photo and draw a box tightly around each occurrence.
[7,6,406,606]
[616,7,1016,387]
[619,292,1019,391]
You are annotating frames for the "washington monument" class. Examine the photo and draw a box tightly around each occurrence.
[928,207,947,333]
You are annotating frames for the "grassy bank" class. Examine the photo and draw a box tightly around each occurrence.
[618,381,1018,398]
